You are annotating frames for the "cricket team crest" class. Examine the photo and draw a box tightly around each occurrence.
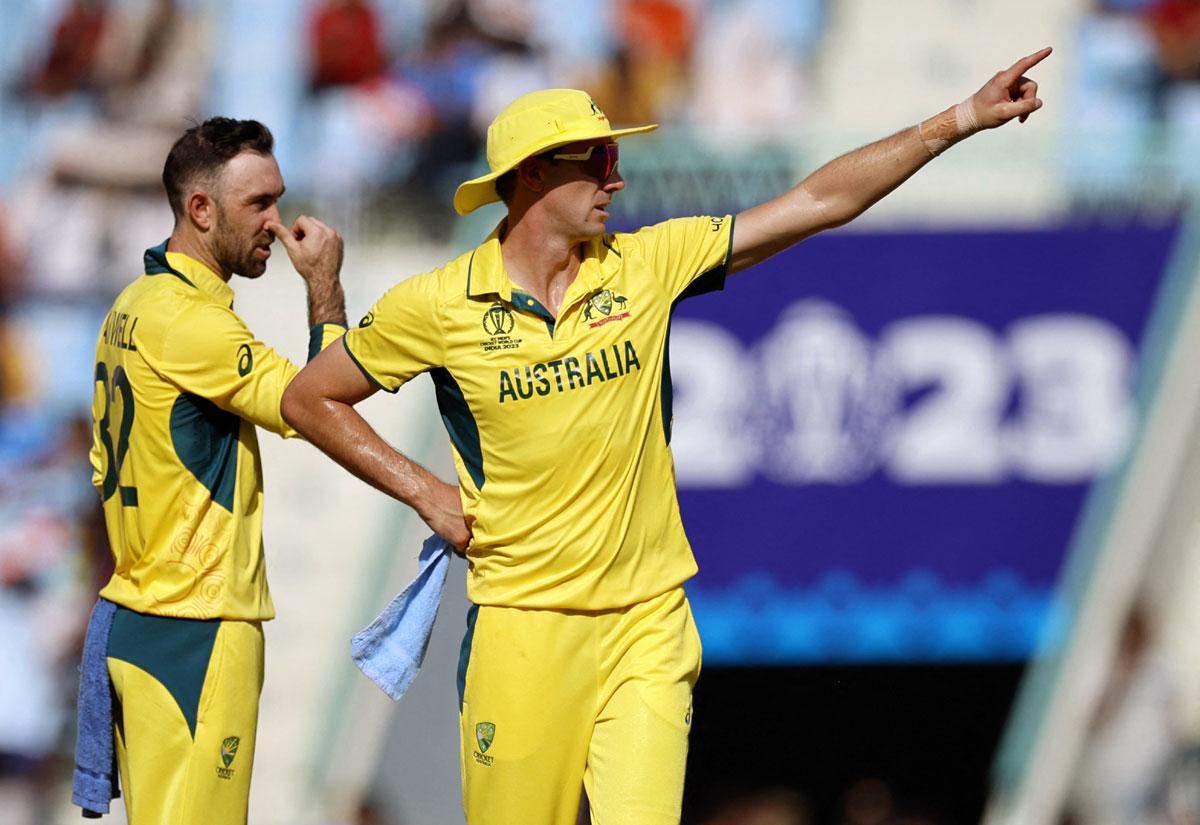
[475,722,495,753]
[221,736,240,767]
[216,736,240,779]
[473,721,497,766]
[584,289,632,328]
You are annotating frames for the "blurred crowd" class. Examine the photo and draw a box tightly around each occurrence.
[0,0,825,275]
[1071,0,1200,198]
[1,1,1200,823]
[0,220,109,821]
[4,0,1200,282]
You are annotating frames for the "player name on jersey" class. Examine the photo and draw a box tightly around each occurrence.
[497,340,641,403]
[102,310,139,352]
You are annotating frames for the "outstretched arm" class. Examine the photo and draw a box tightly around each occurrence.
[281,342,471,550]
[729,47,1052,273]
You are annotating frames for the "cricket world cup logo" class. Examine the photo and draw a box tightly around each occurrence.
[482,303,515,336]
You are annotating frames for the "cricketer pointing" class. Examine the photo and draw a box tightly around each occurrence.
[282,48,1052,825]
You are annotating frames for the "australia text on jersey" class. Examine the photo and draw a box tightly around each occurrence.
[498,340,641,403]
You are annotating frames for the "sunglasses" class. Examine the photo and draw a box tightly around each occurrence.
[546,143,619,182]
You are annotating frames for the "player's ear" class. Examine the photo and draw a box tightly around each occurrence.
[517,157,546,195]
[186,190,215,232]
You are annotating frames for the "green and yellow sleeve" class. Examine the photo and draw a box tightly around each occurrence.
[625,215,736,300]
[342,273,444,392]
[153,303,342,439]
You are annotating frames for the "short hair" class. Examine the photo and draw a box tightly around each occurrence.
[162,118,274,218]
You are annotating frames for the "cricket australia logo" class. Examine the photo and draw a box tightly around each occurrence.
[480,302,522,353]
[473,722,496,766]
[584,289,631,328]
[588,97,605,119]
[216,736,240,780]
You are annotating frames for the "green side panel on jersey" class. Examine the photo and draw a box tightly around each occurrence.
[431,368,485,490]
[659,216,735,444]
[660,318,676,445]
[170,393,240,512]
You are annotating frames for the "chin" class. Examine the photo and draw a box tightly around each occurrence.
[236,263,267,279]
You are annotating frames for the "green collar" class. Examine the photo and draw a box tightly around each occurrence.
[143,241,235,308]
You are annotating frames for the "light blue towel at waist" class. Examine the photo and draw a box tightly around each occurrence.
[72,597,119,817]
[351,535,452,701]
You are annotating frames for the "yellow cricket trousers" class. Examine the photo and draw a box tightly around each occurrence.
[458,586,702,825]
[106,607,264,825]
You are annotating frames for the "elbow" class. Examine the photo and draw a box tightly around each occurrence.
[819,192,863,230]
[785,185,855,238]
[280,379,308,434]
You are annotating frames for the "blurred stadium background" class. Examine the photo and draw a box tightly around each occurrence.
[2,0,1200,823]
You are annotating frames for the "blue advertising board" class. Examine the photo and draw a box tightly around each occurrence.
[665,222,1180,663]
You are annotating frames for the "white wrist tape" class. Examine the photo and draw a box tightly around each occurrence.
[919,124,949,158]
[954,99,980,135]
[920,98,980,158]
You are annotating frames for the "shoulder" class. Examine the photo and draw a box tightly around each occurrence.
[156,292,253,366]
[611,219,681,253]
[106,275,210,354]
[367,251,474,319]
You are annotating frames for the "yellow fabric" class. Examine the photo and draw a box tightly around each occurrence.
[109,620,264,825]
[91,243,346,620]
[459,588,701,825]
[345,215,734,610]
[454,88,657,214]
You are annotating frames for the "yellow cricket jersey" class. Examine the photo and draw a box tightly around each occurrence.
[344,216,734,610]
[90,242,345,620]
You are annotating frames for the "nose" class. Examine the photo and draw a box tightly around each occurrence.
[604,170,625,192]
[264,204,282,230]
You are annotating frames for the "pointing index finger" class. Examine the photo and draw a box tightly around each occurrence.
[1004,46,1053,82]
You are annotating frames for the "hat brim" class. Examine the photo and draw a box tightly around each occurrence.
[453,123,658,216]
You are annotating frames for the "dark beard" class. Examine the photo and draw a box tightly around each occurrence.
[212,205,267,279]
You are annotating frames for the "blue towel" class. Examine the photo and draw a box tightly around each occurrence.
[351,535,452,701]
[72,598,119,817]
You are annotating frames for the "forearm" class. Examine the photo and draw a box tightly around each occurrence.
[731,103,984,272]
[306,275,347,327]
[732,125,939,269]
[797,126,934,228]
[730,47,1048,274]
[282,392,435,510]
[801,98,982,223]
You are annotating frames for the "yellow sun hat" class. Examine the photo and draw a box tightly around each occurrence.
[453,89,657,216]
